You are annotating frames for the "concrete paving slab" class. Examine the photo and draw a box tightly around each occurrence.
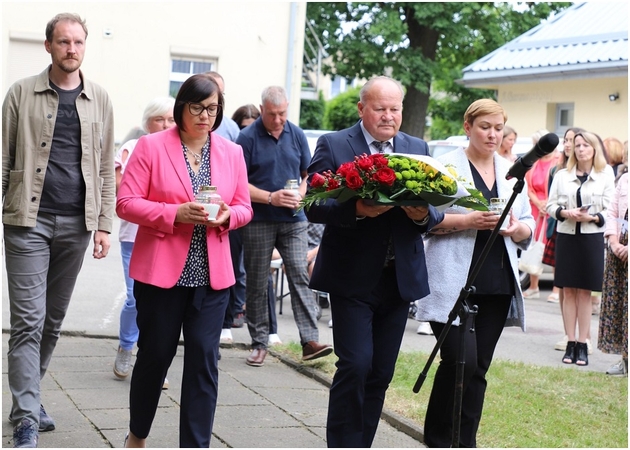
[1,335,425,448]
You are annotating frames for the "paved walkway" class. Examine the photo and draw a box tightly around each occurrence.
[1,334,424,448]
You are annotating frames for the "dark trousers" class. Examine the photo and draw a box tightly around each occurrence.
[222,228,278,333]
[423,294,512,448]
[129,281,228,447]
[223,229,246,328]
[326,266,409,448]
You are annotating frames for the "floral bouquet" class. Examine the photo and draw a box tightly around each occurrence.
[300,152,488,212]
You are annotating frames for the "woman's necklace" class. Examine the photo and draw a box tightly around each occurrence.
[471,159,493,175]
[476,164,493,175]
[465,149,493,175]
[186,148,202,165]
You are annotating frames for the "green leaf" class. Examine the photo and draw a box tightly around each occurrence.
[375,191,395,203]
[389,188,410,200]
[454,198,489,211]
[336,187,360,203]
[417,191,458,207]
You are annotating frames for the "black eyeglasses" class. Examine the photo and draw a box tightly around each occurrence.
[188,102,221,117]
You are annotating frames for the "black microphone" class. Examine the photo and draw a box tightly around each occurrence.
[506,133,560,180]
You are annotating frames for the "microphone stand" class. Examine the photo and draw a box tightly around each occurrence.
[413,177,526,448]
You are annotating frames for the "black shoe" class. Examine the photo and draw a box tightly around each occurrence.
[562,341,576,364]
[575,342,589,366]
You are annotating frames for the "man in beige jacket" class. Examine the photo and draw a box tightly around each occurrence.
[2,12,114,448]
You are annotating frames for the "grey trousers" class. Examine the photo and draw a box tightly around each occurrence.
[4,213,91,426]
[241,221,319,348]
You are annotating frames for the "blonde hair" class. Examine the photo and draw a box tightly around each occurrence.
[603,137,625,165]
[502,125,517,139]
[567,131,608,173]
[464,99,507,126]
[532,129,550,145]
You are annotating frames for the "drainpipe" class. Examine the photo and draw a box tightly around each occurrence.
[285,2,297,109]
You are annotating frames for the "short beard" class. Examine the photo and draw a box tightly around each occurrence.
[55,57,81,74]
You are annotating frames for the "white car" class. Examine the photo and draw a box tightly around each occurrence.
[427,140,463,158]
[303,129,333,157]
[513,137,534,158]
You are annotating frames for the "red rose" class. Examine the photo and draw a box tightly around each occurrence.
[357,155,374,171]
[311,173,326,189]
[337,162,355,177]
[370,153,389,168]
[345,170,364,190]
[372,167,396,186]
[326,178,340,191]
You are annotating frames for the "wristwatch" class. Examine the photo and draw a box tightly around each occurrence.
[413,215,430,226]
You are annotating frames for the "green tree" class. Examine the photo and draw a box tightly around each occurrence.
[323,86,361,131]
[300,91,326,130]
[307,2,570,139]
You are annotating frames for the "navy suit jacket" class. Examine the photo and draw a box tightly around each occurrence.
[305,122,443,302]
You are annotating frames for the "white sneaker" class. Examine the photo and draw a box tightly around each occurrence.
[268,333,283,345]
[162,377,169,390]
[328,319,333,328]
[220,328,233,344]
[522,288,540,299]
[114,346,133,379]
[554,335,568,351]
[416,322,433,335]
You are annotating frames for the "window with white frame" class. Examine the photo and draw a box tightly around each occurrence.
[169,58,216,97]
[555,103,574,136]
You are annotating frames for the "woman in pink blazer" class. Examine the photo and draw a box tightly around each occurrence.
[117,74,253,448]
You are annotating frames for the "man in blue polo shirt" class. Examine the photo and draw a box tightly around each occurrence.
[236,85,332,367]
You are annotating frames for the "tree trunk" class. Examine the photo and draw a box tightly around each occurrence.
[401,87,429,139]
[399,4,440,140]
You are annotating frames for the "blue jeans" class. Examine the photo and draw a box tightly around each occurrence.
[119,241,139,350]
[223,230,247,328]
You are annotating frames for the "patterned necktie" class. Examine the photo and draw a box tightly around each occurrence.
[372,140,387,153]
[372,141,394,264]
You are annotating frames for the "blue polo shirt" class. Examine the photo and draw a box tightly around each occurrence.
[237,117,311,222]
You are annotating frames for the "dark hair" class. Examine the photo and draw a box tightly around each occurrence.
[46,13,88,42]
[173,74,224,132]
[231,104,260,129]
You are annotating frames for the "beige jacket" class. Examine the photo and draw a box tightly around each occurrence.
[546,166,615,235]
[2,66,115,232]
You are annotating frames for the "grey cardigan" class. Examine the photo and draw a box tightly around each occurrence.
[416,148,535,331]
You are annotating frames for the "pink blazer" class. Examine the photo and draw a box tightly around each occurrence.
[116,126,253,290]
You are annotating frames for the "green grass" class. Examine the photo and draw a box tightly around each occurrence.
[275,343,628,448]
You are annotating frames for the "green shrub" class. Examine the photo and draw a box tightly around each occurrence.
[323,87,360,131]
[300,91,326,130]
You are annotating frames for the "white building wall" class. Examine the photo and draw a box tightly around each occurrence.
[2,1,307,144]
[497,77,628,142]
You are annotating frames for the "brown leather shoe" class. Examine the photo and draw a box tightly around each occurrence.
[246,348,268,367]
[302,341,333,361]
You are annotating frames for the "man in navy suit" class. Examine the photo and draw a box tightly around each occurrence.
[306,76,444,448]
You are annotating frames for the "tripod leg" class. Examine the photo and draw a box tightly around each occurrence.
[451,302,478,448]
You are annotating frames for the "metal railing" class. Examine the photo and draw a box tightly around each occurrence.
[302,17,326,98]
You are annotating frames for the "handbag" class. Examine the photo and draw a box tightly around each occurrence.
[519,217,545,276]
